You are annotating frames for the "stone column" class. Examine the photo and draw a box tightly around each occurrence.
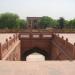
[73,43,75,59]
[0,43,2,60]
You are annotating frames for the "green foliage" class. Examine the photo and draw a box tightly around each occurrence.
[68,19,75,28]
[58,17,65,29]
[18,19,27,29]
[64,20,69,28]
[38,16,53,28]
[0,12,75,29]
[0,13,19,29]
[0,13,26,29]
[51,19,59,28]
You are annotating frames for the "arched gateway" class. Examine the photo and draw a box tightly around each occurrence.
[19,29,75,61]
[19,30,52,61]
[22,47,49,61]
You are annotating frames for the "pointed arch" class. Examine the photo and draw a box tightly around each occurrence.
[21,47,50,61]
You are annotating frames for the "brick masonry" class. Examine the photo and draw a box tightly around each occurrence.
[0,31,75,61]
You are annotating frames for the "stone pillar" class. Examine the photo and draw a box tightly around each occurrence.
[65,38,68,48]
[73,43,75,59]
[62,36,64,39]
[13,34,16,42]
[0,43,2,60]
[31,20,32,29]
[6,39,8,50]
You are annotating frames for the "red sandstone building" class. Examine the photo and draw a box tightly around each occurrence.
[0,30,75,61]
[27,17,41,29]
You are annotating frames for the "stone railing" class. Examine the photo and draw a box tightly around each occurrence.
[0,33,20,60]
[19,32,52,40]
[52,34,75,60]
[0,28,75,33]
[53,28,75,33]
[0,29,54,33]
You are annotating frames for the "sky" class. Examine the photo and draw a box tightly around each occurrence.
[0,0,75,20]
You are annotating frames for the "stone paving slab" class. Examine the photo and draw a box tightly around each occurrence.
[0,61,75,75]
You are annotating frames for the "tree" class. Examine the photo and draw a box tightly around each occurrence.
[68,19,75,29]
[64,20,69,28]
[17,19,27,29]
[58,17,65,29]
[51,19,59,28]
[38,16,53,29]
[0,13,19,29]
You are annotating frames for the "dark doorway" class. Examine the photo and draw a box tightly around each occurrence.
[21,47,50,61]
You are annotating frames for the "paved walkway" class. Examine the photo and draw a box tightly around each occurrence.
[0,61,75,75]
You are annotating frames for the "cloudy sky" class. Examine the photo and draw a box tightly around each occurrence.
[0,0,75,20]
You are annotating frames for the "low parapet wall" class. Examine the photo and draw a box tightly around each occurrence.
[0,34,21,60]
[0,29,55,34]
[51,34,75,60]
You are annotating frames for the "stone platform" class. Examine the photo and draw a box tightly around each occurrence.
[0,61,75,75]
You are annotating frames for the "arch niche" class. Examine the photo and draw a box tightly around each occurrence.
[21,47,50,61]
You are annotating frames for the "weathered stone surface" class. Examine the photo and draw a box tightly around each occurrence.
[0,33,15,44]
[58,33,75,44]
[0,61,75,75]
